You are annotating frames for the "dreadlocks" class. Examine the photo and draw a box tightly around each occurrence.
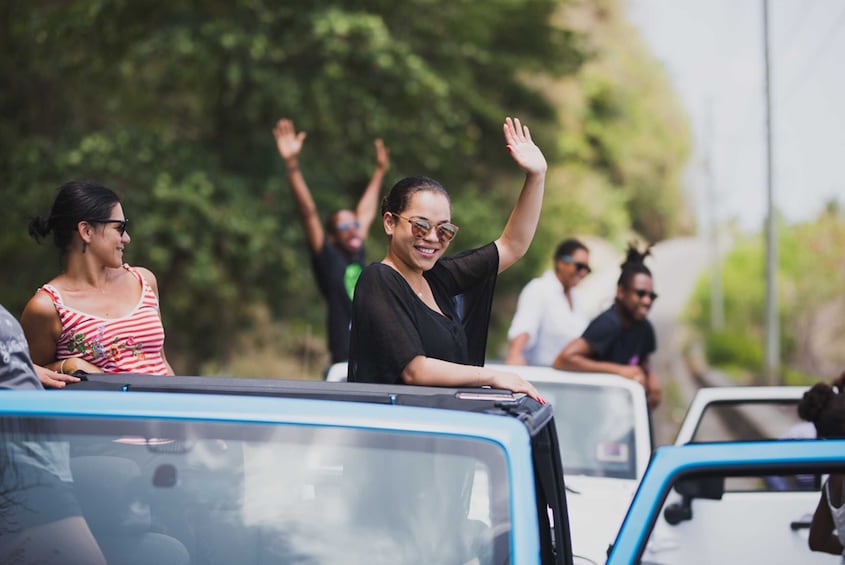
[617,242,653,289]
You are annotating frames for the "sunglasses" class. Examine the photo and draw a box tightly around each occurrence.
[632,288,658,301]
[87,218,129,236]
[336,220,361,232]
[392,214,459,243]
[560,255,591,274]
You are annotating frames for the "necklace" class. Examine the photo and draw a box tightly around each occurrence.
[94,279,108,294]
[414,282,426,298]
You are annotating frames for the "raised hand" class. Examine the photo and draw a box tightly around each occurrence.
[374,138,390,172]
[503,117,547,176]
[273,118,307,163]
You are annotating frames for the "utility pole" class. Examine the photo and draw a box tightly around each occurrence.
[704,99,724,331]
[762,0,780,385]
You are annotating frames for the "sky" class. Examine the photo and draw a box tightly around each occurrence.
[625,0,845,232]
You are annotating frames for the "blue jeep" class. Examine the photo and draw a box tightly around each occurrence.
[1,375,574,564]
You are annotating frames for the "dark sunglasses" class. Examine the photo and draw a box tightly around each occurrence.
[392,214,459,243]
[560,255,591,274]
[87,218,129,236]
[336,220,361,232]
[632,288,658,301]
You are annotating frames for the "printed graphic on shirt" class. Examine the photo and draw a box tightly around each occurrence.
[68,326,145,362]
[0,325,29,364]
[344,263,363,301]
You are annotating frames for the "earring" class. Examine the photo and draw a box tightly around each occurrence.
[82,242,87,254]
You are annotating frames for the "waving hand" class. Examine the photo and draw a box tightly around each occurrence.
[503,117,547,176]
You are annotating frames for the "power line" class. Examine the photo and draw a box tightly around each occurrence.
[781,3,845,105]
[775,1,814,55]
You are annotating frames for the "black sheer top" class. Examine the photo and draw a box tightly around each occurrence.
[348,243,499,384]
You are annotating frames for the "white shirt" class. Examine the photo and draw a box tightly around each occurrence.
[507,270,589,366]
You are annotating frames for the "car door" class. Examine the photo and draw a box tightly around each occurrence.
[645,386,829,564]
[608,440,845,565]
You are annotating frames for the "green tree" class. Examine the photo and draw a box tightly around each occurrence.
[686,207,845,383]
[0,0,588,371]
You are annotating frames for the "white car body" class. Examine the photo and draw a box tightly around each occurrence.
[674,385,812,444]
[643,384,837,564]
[485,364,652,565]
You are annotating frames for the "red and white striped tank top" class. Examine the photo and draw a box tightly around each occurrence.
[39,265,170,375]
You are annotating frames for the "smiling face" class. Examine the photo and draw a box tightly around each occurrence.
[555,248,591,291]
[384,190,453,273]
[85,203,130,267]
[616,273,656,321]
[328,209,363,255]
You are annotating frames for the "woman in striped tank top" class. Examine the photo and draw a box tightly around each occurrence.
[21,180,174,386]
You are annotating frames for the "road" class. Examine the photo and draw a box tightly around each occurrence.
[578,236,713,447]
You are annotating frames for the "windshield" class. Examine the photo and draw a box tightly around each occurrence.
[0,415,509,565]
[535,381,637,479]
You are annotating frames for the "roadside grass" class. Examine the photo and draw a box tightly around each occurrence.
[685,210,845,385]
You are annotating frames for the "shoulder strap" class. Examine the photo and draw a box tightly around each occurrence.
[39,284,63,305]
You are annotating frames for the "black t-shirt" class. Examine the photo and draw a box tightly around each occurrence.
[348,243,499,384]
[582,305,656,366]
[311,241,365,363]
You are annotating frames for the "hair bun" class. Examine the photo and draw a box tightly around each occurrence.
[798,382,835,423]
[27,216,51,243]
[620,241,652,269]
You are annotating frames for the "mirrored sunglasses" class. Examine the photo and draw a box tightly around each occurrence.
[560,255,591,274]
[392,214,459,243]
[336,220,361,232]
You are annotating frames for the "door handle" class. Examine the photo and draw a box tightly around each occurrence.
[790,520,811,531]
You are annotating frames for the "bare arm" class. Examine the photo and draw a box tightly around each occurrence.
[402,355,544,402]
[21,291,63,369]
[552,337,646,384]
[808,487,843,555]
[495,117,548,273]
[504,332,530,365]
[355,138,390,237]
[21,292,98,384]
[642,356,662,408]
[273,118,324,253]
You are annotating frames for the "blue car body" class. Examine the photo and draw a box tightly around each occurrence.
[607,439,845,564]
[1,376,572,564]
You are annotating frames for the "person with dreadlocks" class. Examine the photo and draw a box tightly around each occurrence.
[553,243,661,409]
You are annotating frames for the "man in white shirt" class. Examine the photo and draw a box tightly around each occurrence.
[505,239,591,366]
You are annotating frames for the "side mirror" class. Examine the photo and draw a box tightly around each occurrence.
[674,476,724,500]
[664,476,724,525]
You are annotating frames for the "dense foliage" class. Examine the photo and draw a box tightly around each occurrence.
[686,206,845,384]
[1,0,690,373]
